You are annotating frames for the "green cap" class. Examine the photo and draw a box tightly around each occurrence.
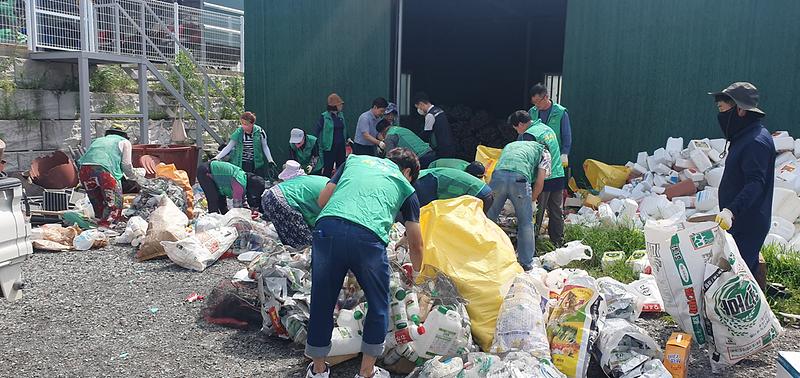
[394,289,406,301]
[396,323,407,330]
[437,305,449,315]
[354,310,364,320]
[410,314,421,325]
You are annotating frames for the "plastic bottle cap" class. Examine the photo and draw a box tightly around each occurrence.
[437,305,449,315]
[396,323,407,330]
[353,311,364,320]
[395,289,406,301]
[417,325,425,335]
[410,314,421,325]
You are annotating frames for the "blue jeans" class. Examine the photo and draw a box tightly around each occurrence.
[486,170,535,269]
[305,217,390,358]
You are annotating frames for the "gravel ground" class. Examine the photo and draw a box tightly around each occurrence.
[1,245,797,377]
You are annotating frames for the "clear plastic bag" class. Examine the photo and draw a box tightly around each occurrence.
[539,241,593,270]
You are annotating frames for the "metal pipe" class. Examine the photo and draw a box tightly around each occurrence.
[78,56,91,148]
[238,15,244,72]
[173,2,180,58]
[24,0,34,50]
[114,5,121,53]
[395,0,403,107]
[140,1,146,57]
[139,62,149,144]
[79,0,89,51]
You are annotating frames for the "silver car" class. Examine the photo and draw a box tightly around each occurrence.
[0,177,32,301]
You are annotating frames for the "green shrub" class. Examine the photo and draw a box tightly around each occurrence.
[90,66,137,93]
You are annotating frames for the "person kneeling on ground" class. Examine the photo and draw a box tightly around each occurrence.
[197,160,259,215]
[414,167,493,211]
[486,133,551,271]
[77,125,144,227]
[261,161,328,248]
[376,122,437,169]
[305,148,424,378]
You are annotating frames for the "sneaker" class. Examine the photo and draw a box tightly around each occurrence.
[355,366,390,378]
[305,362,330,378]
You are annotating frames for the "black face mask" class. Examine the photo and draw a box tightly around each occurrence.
[718,108,758,140]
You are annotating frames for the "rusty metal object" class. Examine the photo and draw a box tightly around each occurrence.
[29,151,79,189]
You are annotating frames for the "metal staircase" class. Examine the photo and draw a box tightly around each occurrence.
[27,0,243,148]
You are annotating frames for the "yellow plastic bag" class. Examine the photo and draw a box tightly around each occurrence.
[583,159,631,190]
[419,196,523,350]
[474,145,502,184]
[155,163,195,218]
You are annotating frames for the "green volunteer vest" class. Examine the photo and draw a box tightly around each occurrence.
[386,126,432,157]
[230,124,266,170]
[495,141,545,184]
[529,103,567,147]
[210,160,247,198]
[317,155,415,244]
[420,168,487,200]
[277,175,329,227]
[290,134,323,174]
[320,111,347,152]
[522,121,564,180]
[77,134,126,181]
[428,158,470,171]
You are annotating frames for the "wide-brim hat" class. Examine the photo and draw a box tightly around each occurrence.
[708,82,765,115]
[278,160,306,181]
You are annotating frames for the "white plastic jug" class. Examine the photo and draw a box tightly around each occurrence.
[385,324,426,349]
[773,187,800,222]
[328,327,362,356]
[405,292,422,325]
[770,216,795,241]
[415,306,462,359]
[337,308,365,335]
[539,240,593,270]
[705,167,724,188]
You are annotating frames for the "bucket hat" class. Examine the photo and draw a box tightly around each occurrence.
[708,82,765,115]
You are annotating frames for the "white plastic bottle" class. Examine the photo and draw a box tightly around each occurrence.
[328,327,362,356]
[383,342,417,366]
[414,306,462,360]
[405,292,422,325]
[389,288,408,330]
[336,309,365,335]
[384,324,426,349]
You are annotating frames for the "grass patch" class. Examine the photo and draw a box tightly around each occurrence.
[762,244,800,315]
[563,224,645,269]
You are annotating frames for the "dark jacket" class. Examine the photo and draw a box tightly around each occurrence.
[718,121,775,236]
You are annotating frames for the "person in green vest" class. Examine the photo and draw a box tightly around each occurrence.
[313,93,347,178]
[77,125,142,227]
[486,126,552,270]
[414,167,493,210]
[305,148,423,378]
[215,111,276,177]
[288,128,322,175]
[529,83,571,169]
[197,160,249,215]
[376,122,437,168]
[513,110,566,246]
[261,165,328,248]
[428,158,487,179]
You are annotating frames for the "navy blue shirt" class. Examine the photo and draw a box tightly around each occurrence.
[314,113,346,147]
[718,121,775,236]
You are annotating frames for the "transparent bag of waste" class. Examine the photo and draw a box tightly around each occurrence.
[539,241,593,270]
[597,277,644,322]
[490,273,550,359]
[595,318,662,378]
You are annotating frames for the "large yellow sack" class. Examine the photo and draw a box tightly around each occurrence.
[474,145,502,184]
[419,196,523,350]
[583,159,631,190]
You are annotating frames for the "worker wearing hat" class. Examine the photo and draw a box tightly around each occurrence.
[710,82,775,275]
[261,161,328,248]
[428,158,487,179]
[314,93,347,177]
[76,124,142,227]
[288,128,322,175]
[413,167,493,210]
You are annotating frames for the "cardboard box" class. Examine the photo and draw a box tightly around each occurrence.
[663,332,692,378]
[777,351,800,378]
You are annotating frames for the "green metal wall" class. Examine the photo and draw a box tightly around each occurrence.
[562,0,800,173]
[244,1,394,165]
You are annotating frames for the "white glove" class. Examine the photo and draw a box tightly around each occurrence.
[561,154,569,167]
[715,208,734,230]
[378,141,386,150]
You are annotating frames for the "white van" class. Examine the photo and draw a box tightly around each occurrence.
[0,177,32,301]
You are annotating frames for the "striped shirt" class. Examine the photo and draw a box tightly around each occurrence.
[242,132,254,161]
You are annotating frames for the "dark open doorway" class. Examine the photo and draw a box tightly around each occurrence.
[397,0,567,159]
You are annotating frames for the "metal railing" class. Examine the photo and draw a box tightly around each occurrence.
[3,0,243,72]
